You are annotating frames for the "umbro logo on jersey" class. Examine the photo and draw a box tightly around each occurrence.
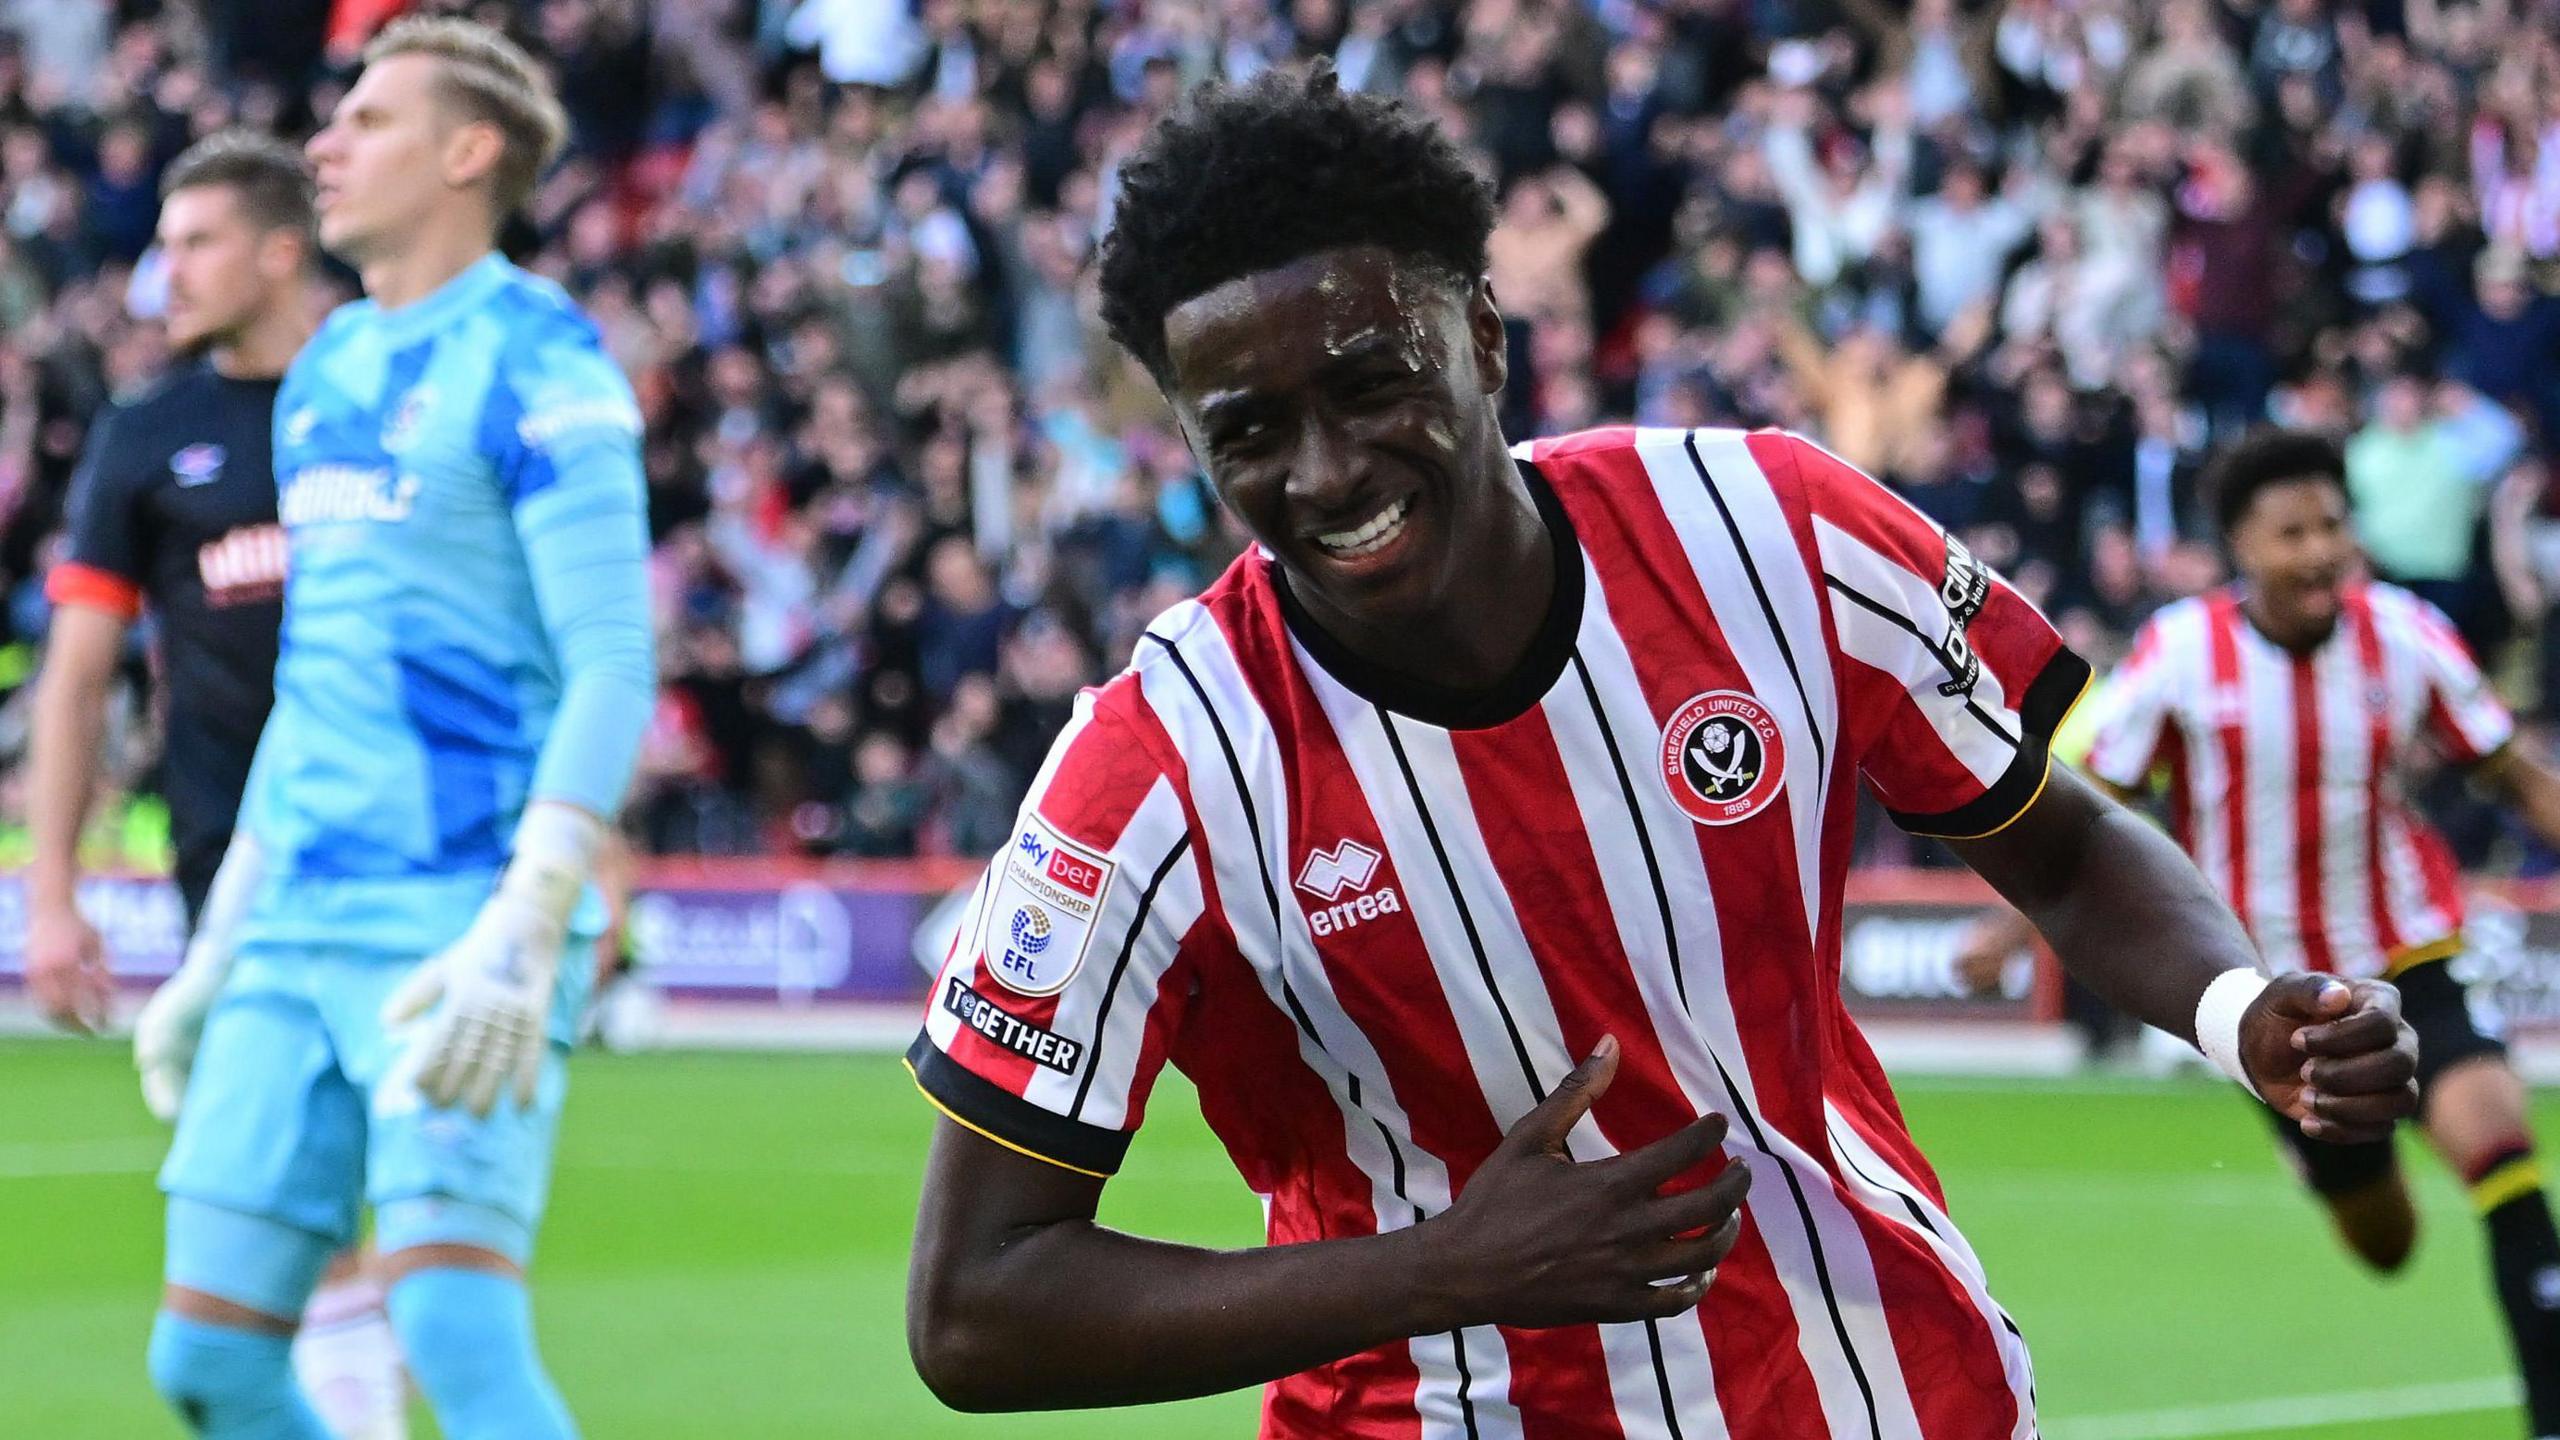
[283,407,316,444]
[1661,690,1786,826]
[1298,839,1403,937]
[169,443,224,487]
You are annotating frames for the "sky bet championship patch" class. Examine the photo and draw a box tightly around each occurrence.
[979,814,1116,996]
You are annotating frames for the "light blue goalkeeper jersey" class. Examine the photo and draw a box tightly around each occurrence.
[239,253,654,957]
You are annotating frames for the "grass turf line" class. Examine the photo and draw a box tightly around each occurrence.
[0,1041,2528,1438]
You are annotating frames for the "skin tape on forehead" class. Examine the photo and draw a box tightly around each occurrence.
[1378,264,1436,372]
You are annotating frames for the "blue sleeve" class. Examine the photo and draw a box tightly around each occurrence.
[482,327,657,820]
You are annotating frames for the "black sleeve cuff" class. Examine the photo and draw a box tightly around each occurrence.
[905,1033,1133,1179]
[1887,646,2094,840]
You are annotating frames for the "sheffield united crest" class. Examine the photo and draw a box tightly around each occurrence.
[1660,690,1785,826]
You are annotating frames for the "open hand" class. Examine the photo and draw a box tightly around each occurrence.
[2240,974,2420,1143]
[380,899,561,1117]
[1421,1036,1753,1330]
[26,902,108,1034]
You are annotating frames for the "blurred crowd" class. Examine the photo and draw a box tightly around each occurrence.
[1,0,2558,867]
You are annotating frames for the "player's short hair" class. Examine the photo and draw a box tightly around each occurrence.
[1095,60,1497,384]
[161,130,315,241]
[363,15,568,218]
[2205,427,2349,535]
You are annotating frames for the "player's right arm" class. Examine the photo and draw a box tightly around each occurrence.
[1952,668,2134,994]
[25,411,144,1032]
[907,691,1749,1411]
[1783,435,2410,1136]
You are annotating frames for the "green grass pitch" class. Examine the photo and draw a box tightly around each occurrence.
[0,1039,2539,1437]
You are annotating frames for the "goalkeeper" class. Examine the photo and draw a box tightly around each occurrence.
[139,19,653,1440]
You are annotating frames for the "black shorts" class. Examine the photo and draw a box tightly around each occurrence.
[2266,957,2506,1195]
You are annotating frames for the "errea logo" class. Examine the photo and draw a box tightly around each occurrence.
[1297,839,1403,938]
[1296,840,1380,900]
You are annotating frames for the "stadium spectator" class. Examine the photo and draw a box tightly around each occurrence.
[2347,370,2482,605]
[1,0,2558,874]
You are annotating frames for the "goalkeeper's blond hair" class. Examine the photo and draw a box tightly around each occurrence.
[363,16,567,217]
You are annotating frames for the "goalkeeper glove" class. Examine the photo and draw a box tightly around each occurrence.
[381,803,602,1117]
[135,834,260,1123]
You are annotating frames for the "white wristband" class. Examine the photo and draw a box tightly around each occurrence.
[2194,967,2272,1100]
[185,832,262,967]
[500,802,605,933]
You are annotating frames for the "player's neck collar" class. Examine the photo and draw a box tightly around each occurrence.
[368,252,511,345]
[2231,582,2341,657]
[1273,456,1584,732]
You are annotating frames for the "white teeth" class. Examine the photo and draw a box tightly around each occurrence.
[1314,498,1410,558]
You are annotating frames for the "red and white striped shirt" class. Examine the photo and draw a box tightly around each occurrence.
[911,427,2087,1439]
[2083,582,2512,979]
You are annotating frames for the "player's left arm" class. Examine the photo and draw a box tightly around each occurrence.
[498,333,656,825]
[2399,596,2560,850]
[1773,431,2416,1138]
[2477,745,2560,853]
[1953,770,2414,1139]
[384,328,655,1116]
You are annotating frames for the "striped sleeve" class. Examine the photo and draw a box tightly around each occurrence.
[2394,592,2514,765]
[1786,435,2091,837]
[2081,613,2183,791]
[907,680,1218,1179]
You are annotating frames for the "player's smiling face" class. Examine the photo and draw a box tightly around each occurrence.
[304,54,460,263]
[1161,245,1510,636]
[2231,475,2356,644]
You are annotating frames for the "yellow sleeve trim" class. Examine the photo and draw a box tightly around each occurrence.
[2047,666,2107,769]
[2382,936,2462,980]
[1913,665,2099,842]
[904,1058,1114,1181]
[2473,1156,2544,1215]
[1914,753,2058,842]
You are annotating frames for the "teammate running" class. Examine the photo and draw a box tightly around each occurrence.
[902,65,2419,1435]
[136,20,653,1439]
[23,130,409,1440]
[2077,427,2560,1435]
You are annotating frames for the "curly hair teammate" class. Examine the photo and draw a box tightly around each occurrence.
[2079,428,2560,1437]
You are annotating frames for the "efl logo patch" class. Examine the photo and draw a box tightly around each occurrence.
[170,443,225,487]
[941,979,1085,1074]
[980,814,1115,995]
[1660,690,1785,826]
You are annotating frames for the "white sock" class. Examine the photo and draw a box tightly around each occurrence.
[293,1275,409,1440]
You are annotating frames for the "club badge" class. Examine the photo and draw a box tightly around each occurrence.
[1660,689,1785,826]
